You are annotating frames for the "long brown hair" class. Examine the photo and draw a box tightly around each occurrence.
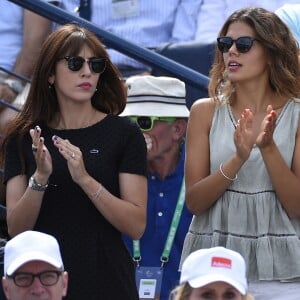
[208,7,300,104]
[1,23,126,167]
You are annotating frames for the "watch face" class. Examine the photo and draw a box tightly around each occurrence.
[12,81,23,93]
[4,79,23,94]
[28,176,48,191]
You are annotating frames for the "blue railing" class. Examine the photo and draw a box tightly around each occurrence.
[8,0,209,89]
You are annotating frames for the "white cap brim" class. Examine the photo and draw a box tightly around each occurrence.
[188,274,246,295]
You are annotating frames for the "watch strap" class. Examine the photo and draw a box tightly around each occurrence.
[28,176,48,192]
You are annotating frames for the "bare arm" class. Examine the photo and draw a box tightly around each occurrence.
[0,10,52,104]
[185,99,244,215]
[14,9,52,78]
[6,173,49,237]
[257,107,300,218]
[6,129,52,237]
[79,173,147,240]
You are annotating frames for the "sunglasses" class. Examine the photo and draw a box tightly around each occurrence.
[130,116,176,131]
[62,56,107,74]
[217,36,260,53]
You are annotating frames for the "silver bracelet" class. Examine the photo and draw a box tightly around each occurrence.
[91,183,103,201]
[219,163,237,181]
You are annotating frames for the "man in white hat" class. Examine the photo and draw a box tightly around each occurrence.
[122,75,192,300]
[2,230,68,300]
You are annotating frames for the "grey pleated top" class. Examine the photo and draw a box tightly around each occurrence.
[181,98,300,281]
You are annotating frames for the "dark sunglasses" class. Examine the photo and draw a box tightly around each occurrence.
[130,116,176,131]
[62,56,107,74]
[217,36,260,53]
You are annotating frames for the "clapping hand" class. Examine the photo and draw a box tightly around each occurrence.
[30,126,52,177]
[255,105,276,149]
[52,135,88,184]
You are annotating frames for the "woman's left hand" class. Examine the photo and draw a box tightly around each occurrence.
[52,135,88,184]
[256,105,277,149]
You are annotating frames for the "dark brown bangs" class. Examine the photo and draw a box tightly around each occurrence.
[56,30,108,59]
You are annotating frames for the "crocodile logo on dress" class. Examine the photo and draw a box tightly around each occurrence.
[89,149,99,154]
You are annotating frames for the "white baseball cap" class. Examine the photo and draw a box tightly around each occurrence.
[180,247,248,295]
[121,75,190,118]
[4,230,64,276]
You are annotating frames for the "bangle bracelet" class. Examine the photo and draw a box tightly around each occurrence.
[219,163,237,181]
[91,183,103,201]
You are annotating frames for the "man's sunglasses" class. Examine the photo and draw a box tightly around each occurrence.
[130,116,176,131]
[217,36,260,53]
[62,56,107,74]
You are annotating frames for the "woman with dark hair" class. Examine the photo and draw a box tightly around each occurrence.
[181,7,300,299]
[1,23,147,299]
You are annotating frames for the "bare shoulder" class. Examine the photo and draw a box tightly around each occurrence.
[189,98,215,127]
[190,97,215,113]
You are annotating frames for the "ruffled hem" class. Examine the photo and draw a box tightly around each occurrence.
[180,231,300,280]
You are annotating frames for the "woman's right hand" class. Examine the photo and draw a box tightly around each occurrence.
[29,126,52,178]
[234,109,256,161]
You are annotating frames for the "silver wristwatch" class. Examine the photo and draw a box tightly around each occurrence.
[28,176,48,192]
[3,79,23,94]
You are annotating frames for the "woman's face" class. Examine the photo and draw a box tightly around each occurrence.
[48,45,101,104]
[222,21,269,85]
[189,282,243,300]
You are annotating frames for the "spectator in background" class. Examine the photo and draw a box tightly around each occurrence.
[121,75,192,300]
[1,23,147,299]
[2,230,68,300]
[171,247,254,300]
[196,0,300,43]
[59,0,202,78]
[276,4,300,46]
[182,7,300,300]
[0,1,54,135]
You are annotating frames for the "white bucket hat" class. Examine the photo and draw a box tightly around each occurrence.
[4,230,64,276]
[121,75,190,117]
[180,247,248,295]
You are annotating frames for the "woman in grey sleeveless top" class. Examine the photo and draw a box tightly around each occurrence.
[181,7,300,300]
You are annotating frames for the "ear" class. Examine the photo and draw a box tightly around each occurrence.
[48,74,55,85]
[2,277,11,300]
[172,118,187,140]
[62,271,69,297]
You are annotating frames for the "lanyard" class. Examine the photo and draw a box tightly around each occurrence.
[133,178,185,268]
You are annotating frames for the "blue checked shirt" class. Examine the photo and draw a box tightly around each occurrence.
[59,0,202,71]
